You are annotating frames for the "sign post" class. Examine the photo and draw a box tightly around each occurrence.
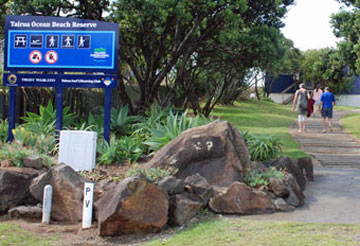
[2,15,119,142]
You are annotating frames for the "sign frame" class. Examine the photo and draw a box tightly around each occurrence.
[3,15,120,143]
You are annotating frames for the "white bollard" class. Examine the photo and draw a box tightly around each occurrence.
[42,184,53,224]
[82,182,94,229]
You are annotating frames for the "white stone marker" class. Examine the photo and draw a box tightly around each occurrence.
[82,182,95,229]
[42,184,53,224]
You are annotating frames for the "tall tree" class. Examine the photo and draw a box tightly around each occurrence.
[301,48,352,93]
[109,0,294,113]
[6,0,109,20]
[331,0,360,74]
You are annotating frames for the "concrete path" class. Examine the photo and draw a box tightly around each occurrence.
[244,109,360,225]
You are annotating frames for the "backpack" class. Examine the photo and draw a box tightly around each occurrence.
[299,91,308,110]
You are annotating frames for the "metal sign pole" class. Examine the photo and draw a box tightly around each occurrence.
[7,86,17,142]
[103,87,112,143]
[55,85,63,136]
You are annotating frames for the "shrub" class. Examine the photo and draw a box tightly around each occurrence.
[241,130,283,161]
[144,110,201,152]
[111,105,140,136]
[0,119,8,144]
[131,104,170,142]
[12,127,57,155]
[97,137,121,165]
[97,135,145,165]
[244,166,285,188]
[125,164,178,184]
[262,97,275,103]
[21,101,75,135]
[0,142,54,167]
[72,112,104,138]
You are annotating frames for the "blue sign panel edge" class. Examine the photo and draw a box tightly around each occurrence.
[4,15,119,73]
[2,72,118,89]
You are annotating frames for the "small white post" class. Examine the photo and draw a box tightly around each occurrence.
[42,184,53,224]
[82,182,94,229]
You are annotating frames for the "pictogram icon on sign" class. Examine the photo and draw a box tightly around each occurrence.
[29,50,42,64]
[45,50,58,64]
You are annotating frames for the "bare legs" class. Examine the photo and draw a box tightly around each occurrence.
[298,115,307,133]
[322,117,333,133]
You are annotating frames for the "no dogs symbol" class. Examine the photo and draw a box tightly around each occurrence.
[45,50,58,64]
[29,50,42,64]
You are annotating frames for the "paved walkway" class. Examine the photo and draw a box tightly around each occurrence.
[245,109,360,225]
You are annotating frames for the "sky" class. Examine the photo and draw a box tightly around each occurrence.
[282,0,347,51]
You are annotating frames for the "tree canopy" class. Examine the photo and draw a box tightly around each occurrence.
[2,0,296,114]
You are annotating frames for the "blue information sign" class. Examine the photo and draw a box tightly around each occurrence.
[4,15,119,73]
[3,15,120,143]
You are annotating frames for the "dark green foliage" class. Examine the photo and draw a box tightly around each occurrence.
[126,165,177,184]
[110,105,140,136]
[301,48,352,94]
[21,101,75,135]
[244,166,285,188]
[0,119,8,144]
[144,110,205,152]
[97,135,144,165]
[0,142,54,167]
[241,130,283,161]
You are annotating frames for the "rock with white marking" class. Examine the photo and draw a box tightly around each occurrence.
[145,121,251,187]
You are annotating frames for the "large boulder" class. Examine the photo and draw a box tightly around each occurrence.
[95,177,169,236]
[297,157,314,181]
[158,176,186,195]
[145,121,251,187]
[208,182,275,214]
[22,155,44,170]
[30,163,87,223]
[274,198,295,212]
[8,204,42,220]
[272,157,306,191]
[168,193,203,226]
[0,167,39,214]
[184,174,214,205]
[284,173,305,207]
[269,177,289,197]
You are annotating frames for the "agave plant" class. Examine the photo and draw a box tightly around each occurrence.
[144,110,200,152]
[110,105,140,136]
[21,101,75,135]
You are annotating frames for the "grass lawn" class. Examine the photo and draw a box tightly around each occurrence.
[147,218,360,246]
[212,99,307,159]
[0,223,54,246]
[341,111,360,139]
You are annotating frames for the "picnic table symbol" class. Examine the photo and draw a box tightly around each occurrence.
[14,35,27,48]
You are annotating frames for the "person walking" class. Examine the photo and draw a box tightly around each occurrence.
[293,83,309,133]
[320,87,336,133]
[313,84,323,117]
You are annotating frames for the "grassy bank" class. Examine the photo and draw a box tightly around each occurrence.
[212,100,306,158]
[0,223,54,246]
[147,218,360,246]
[341,111,360,139]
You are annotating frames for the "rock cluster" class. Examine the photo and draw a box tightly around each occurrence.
[0,121,314,238]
